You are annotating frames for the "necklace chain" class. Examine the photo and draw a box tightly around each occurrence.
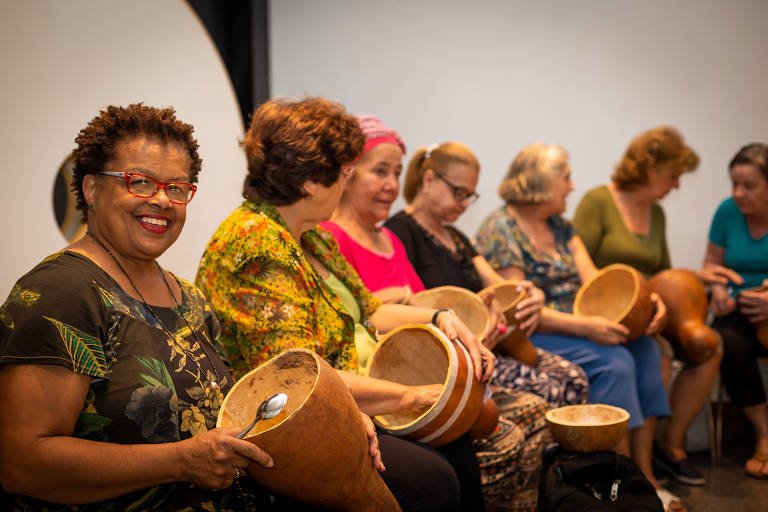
[86,231,221,390]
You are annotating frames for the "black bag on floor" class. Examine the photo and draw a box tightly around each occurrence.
[538,446,664,511]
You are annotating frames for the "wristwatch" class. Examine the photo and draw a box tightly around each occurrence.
[431,308,456,325]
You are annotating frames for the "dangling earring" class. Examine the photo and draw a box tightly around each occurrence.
[88,203,95,209]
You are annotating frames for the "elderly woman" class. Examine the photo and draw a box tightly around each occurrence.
[572,126,719,487]
[699,143,768,479]
[196,97,496,512]
[0,104,283,511]
[323,121,586,511]
[475,143,681,512]
[383,139,589,406]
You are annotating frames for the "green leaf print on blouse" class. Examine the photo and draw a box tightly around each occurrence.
[136,355,177,391]
[45,316,107,378]
[128,357,180,443]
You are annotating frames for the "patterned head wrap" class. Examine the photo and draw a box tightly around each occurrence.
[357,115,407,155]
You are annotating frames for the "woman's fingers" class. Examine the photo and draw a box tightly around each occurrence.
[359,413,385,472]
[175,429,260,489]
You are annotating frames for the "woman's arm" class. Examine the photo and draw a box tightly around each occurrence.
[700,241,741,317]
[0,364,271,504]
[370,305,494,382]
[472,255,505,288]
[568,235,599,284]
[336,371,441,417]
[700,242,744,286]
[538,307,629,345]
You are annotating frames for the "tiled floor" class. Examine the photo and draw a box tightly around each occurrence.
[660,405,768,511]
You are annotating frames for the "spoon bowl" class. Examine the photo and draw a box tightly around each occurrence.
[236,392,288,439]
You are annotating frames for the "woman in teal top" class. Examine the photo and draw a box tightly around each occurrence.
[700,143,768,479]
[573,126,717,488]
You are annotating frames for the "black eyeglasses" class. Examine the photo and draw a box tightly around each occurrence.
[99,171,197,204]
[434,172,479,204]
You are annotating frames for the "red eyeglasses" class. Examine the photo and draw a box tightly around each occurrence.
[99,171,197,204]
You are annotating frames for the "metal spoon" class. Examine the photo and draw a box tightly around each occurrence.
[236,392,288,439]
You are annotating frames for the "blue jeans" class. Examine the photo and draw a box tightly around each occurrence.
[531,333,670,429]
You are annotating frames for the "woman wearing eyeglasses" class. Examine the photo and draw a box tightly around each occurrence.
[328,132,588,510]
[0,104,297,510]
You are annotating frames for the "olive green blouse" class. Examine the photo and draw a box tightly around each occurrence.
[573,185,670,276]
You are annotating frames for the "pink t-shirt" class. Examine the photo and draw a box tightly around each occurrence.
[320,221,425,294]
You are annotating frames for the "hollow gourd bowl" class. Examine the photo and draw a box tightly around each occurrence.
[545,404,630,453]
[574,264,653,340]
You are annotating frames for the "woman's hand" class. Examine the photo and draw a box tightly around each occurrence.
[176,427,273,490]
[401,383,443,413]
[514,281,545,335]
[359,412,385,472]
[737,286,768,323]
[710,283,737,317]
[645,292,667,336]
[699,264,744,287]
[581,315,629,345]
[480,292,507,350]
[435,310,495,382]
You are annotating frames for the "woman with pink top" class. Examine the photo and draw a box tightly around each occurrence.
[321,116,588,511]
[321,116,425,304]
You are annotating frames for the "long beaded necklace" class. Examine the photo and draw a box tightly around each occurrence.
[86,231,221,390]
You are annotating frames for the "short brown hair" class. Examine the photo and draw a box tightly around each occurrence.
[72,103,201,221]
[402,142,480,203]
[729,143,768,181]
[498,143,569,205]
[612,126,699,190]
[241,97,364,205]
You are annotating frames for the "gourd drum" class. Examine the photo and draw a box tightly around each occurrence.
[479,281,538,367]
[365,323,486,446]
[574,264,653,340]
[736,285,768,349]
[647,269,720,363]
[410,286,491,340]
[545,404,630,453]
[217,348,400,511]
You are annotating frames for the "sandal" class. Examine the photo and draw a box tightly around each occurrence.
[656,487,687,512]
[745,452,768,479]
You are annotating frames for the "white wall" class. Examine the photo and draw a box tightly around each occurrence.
[0,0,245,298]
[270,0,768,270]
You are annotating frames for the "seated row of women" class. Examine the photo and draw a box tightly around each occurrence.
[0,97,766,512]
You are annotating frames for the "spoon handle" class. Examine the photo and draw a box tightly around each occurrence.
[236,415,260,439]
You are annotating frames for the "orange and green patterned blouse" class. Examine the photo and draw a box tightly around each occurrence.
[195,201,380,377]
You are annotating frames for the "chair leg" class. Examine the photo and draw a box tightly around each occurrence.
[706,395,717,467]
[715,380,724,466]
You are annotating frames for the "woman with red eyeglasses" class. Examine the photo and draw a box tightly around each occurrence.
[0,104,345,511]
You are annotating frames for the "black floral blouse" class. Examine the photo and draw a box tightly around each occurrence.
[0,251,271,511]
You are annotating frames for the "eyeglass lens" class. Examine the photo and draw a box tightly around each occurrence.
[126,173,195,203]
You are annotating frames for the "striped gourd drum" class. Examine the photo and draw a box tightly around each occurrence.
[574,263,653,340]
[218,348,401,511]
[365,323,484,447]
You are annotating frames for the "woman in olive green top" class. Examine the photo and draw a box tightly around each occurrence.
[573,126,719,487]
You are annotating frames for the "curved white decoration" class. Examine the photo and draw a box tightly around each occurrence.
[0,0,246,297]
